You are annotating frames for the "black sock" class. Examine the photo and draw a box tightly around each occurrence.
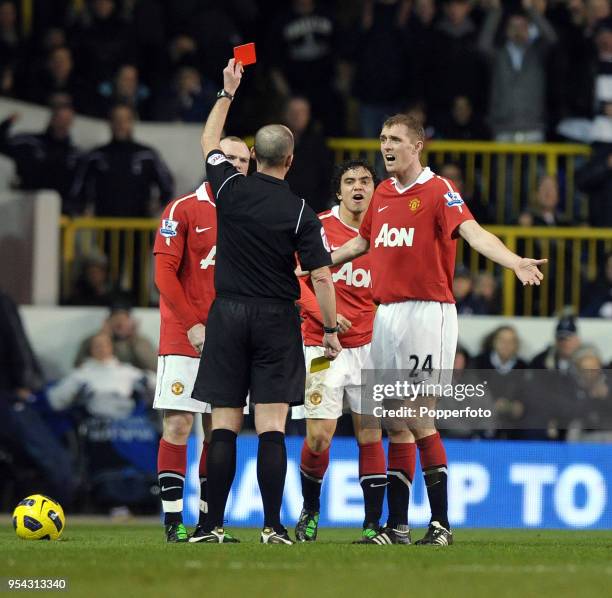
[386,470,411,528]
[423,466,449,529]
[300,470,323,512]
[257,431,287,531]
[205,429,237,530]
[198,476,207,526]
[359,475,386,527]
[158,471,185,525]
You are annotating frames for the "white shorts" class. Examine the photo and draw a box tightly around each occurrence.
[369,301,458,390]
[298,344,371,420]
[153,355,211,413]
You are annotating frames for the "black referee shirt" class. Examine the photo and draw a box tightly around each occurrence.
[205,149,332,302]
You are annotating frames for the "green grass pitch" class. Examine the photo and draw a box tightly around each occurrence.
[1,523,611,598]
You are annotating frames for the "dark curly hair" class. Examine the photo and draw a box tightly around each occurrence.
[330,159,379,203]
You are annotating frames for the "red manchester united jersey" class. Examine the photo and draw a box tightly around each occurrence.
[301,205,375,348]
[153,183,217,356]
[359,168,474,304]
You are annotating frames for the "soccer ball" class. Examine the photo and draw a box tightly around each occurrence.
[12,494,65,540]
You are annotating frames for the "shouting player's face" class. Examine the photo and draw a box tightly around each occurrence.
[380,124,423,177]
[339,167,374,216]
[220,138,250,175]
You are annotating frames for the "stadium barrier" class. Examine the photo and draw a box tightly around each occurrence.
[60,218,612,316]
[328,139,592,223]
[181,436,612,529]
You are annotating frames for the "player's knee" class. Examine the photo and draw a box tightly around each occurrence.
[410,426,437,440]
[388,428,414,443]
[163,411,194,443]
[307,425,334,452]
[356,427,382,445]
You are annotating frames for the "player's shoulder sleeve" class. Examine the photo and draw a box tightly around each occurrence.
[205,150,245,205]
[153,193,194,257]
[434,176,475,239]
[295,199,333,271]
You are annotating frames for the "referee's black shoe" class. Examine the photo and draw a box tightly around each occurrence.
[260,526,294,545]
[188,526,240,544]
[415,521,453,546]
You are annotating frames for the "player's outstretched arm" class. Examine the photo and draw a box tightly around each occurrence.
[310,265,342,359]
[458,220,547,286]
[201,58,243,157]
[331,234,370,267]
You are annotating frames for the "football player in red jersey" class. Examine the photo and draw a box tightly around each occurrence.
[331,114,546,546]
[153,136,250,543]
[294,159,391,544]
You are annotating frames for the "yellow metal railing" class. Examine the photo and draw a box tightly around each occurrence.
[61,218,612,316]
[61,217,158,308]
[328,139,591,222]
[458,226,612,316]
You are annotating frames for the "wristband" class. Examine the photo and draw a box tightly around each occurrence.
[323,325,339,334]
[217,89,234,101]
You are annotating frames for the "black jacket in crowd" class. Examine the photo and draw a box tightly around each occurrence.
[0,117,81,209]
[69,138,174,217]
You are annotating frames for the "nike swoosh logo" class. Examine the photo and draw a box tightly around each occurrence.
[369,482,388,488]
[378,206,389,213]
[40,499,47,513]
[195,226,212,233]
[161,486,182,492]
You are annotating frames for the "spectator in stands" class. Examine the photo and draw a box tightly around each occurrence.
[348,0,419,137]
[95,64,151,120]
[565,344,612,440]
[48,331,158,515]
[439,161,492,223]
[284,96,333,213]
[427,0,485,129]
[530,313,581,371]
[68,0,135,102]
[0,0,25,77]
[65,254,117,307]
[518,175,574,226]
[50,332,154,420]
[453,266,489,315]
[479,0,558,142]
[152,66,216,123]
[70,103,173,217]
[74,302,157,372]
[414,0,437,28]
[27,46,80,107]
[576,141,612,226]
[267,0,342,134]
[0,104,81,211]
[475,325,528,437]
[473,272,500,315]
[581,251,612,317]
[437,95,490,140]
[0,289,75,506]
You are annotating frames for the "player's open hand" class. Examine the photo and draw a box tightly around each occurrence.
[223,58,243,96]
[337,314,352,334]
[187,323,206,354]
[514,257,547,286]
[323,332,342,360]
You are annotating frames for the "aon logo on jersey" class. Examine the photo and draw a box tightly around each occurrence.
[333,263,371,288]
[200,246,216,269]
[374,224,415,248]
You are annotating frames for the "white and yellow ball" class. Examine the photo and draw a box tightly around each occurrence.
[12,494,65,540]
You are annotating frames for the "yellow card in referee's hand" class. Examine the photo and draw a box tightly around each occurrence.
[310,356,331,373]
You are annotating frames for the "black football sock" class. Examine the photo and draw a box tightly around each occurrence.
[257,431,287,532]
[205,429,237,530]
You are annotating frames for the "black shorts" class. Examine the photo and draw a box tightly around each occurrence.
[192,295,305,408]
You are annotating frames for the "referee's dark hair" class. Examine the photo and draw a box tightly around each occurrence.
[254,124,294,167]
[331,159,379,203]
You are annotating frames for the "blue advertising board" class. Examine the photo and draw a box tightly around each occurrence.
[183,438,611,529]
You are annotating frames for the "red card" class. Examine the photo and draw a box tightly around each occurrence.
[233,42,256,66]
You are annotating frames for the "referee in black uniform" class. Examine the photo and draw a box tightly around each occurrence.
[192,59,342,545]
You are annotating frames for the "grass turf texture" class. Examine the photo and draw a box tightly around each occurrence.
[1,524,611,598]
